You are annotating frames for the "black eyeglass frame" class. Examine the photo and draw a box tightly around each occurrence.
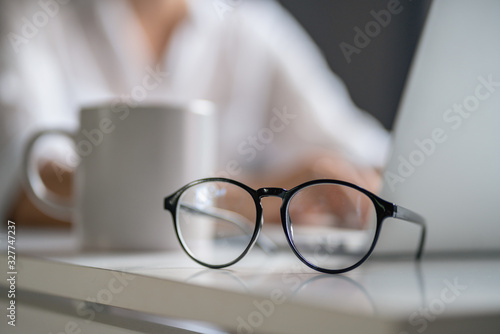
[164,177,426,274]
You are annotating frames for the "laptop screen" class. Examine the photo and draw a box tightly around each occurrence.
[376,0,500,255]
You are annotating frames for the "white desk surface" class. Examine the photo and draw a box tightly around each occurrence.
[1,229,500,334]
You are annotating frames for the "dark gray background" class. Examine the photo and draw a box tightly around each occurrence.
[277,0,432,130]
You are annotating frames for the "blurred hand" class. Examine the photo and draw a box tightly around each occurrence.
[8,160,72,228]
[244,151,382,226]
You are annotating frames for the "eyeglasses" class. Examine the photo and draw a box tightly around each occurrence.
[163,178,426,274]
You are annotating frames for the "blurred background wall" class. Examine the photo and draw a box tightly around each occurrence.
[277,0,432,130]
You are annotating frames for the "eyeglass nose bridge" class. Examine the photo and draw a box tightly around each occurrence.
[256,187,286,199]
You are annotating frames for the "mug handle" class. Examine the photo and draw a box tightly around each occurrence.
[22,129,75,221]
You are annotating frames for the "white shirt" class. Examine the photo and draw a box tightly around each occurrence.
[0,0,389,217]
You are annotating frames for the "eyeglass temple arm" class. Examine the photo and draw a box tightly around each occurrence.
[393,205,426,260]
[179,204,278,253]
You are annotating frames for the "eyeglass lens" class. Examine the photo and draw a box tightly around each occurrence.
[177,181,257,266]
[286,183,378,271]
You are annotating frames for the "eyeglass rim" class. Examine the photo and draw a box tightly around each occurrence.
[164,177,426,274]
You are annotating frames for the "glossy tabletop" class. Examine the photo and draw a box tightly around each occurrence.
[1,229,500,334]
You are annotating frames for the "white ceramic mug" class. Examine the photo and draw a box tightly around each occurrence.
[22,100,217,250]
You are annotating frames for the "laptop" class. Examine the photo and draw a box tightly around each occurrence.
[374,0,500,256]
